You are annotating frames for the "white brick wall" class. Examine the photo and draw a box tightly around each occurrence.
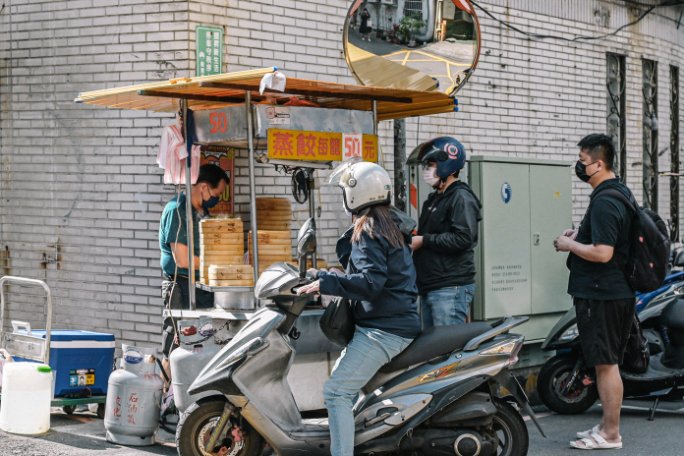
[1,0,683,349]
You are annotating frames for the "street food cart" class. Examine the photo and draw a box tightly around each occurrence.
[74,66,459,410]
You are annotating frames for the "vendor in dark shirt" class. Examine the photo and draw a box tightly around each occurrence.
[158,164,229,358]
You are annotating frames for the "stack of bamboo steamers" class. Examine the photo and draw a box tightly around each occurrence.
[249,198,293,274]
[199,197,294,286]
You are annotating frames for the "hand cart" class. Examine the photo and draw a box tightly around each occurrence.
[0,275,109,418]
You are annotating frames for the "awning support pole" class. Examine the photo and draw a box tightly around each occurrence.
[182,98,196,310]
[308,169,317,269]
[372,99,381,167]
[246,92,259,279]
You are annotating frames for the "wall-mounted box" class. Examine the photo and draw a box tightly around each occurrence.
[468,156,572,341]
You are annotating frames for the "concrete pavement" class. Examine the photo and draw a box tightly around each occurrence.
[527,399,684,455]
[0,400,682,455]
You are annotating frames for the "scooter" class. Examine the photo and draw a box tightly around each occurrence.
[536,265,684,419]
[176,220,542,456]
[635,245,684,313]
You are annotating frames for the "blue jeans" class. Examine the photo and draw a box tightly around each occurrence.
[323,326,413,456]
[421,284,475,329]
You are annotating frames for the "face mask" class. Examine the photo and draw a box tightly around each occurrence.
[422,167,440,187]
[201,186,220,211]
[202,195,219,211]
[575,160,599,183]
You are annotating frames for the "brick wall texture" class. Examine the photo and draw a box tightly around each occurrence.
[1,0,683,349]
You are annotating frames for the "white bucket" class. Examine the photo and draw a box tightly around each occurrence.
[0,359,4,390]
[0,362,53,435]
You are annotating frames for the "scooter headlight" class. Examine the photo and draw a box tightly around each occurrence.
[559,324,579,341]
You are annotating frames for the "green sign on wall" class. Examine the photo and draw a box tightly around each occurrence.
[196,25,224,76]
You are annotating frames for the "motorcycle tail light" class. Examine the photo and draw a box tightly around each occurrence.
[182,325,197,336]
[481,339,519,356]
[508,339,524,367]
[480,337,524,367]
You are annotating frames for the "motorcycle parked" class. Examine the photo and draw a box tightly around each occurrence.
[536,266,684,418]
[176,220,542,456]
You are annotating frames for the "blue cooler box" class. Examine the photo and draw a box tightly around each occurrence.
[15,330,115,397]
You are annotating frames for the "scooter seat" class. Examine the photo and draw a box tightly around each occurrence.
[379,322,493,373]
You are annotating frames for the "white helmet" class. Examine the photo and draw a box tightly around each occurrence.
[330,161,392,213]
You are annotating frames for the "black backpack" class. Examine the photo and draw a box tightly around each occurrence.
[596,189,670,293]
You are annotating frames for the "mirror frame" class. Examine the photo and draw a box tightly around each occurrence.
[342,0,482,97]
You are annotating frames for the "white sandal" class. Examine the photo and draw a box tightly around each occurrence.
[570,430,622,450]
[576,424,601,439]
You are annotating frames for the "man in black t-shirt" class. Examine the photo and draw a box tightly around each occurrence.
[554,134,634,450]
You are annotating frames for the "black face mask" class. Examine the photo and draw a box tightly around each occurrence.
[202,195,219,212]
[575,160,599,183]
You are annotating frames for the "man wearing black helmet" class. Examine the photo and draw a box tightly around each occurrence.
[409,137,482,328]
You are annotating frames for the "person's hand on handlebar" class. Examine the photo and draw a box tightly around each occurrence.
[297,280,320,295]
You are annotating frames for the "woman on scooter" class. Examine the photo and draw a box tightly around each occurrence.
[297,161,420,456]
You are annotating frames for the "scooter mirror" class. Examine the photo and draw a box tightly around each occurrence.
[297,218,317,258]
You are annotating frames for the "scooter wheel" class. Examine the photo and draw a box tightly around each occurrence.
[176,400,264,456]
[491,398,529,456]
[537,355,598,414]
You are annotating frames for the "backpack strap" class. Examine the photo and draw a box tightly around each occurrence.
[589,187,640,273]
[591,188,638,214]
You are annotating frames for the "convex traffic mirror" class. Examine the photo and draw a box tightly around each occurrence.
[343,0,481,97]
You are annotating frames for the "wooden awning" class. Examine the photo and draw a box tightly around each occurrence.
[75,67,456,121]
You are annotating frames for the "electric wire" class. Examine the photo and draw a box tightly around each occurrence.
[470,1,684,42]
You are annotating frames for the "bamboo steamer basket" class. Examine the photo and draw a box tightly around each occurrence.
[256,198,292,231]
[255,197,291,211]
[254,222,291,231]
[199,236,244,245]
[247,231,292,265]
[199,218,243,233]
[208,264,253,279]
[206,264,255,287]
[199,218,245,283]
[207,278,255,286]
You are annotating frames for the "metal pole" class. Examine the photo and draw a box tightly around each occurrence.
[307,169,317,269]
[372,100,381,167]
[246,92,259,278]
[182,99,196,310]
[393,119,407,211]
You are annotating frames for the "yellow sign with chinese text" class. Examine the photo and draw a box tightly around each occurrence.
[267,129,378,163]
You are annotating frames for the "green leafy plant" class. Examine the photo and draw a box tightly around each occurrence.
[398,16,426,44]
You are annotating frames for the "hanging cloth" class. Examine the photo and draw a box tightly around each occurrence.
[157,123,200,185]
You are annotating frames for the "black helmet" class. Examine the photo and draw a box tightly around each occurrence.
[406,136,467,179]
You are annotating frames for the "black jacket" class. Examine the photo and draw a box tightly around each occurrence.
[318,224,420,339]
[413,181,482,293]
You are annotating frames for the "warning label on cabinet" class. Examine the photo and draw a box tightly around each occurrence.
[489,264,529,293]
[69,368,95,386]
